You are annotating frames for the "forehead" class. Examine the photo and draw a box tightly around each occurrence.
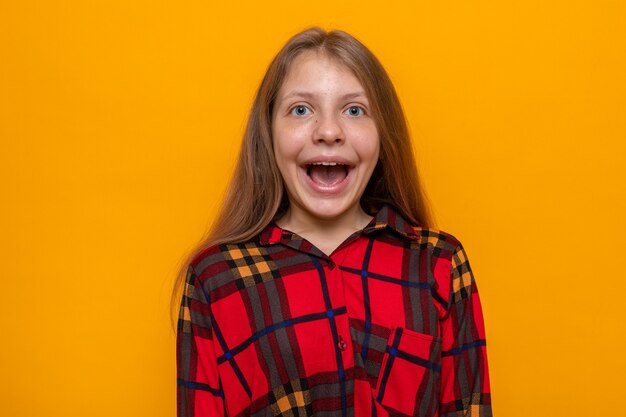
[278,51,365,96]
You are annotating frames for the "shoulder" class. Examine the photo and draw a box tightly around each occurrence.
[407,227,477,306]
[369,205,464,257]
[412,226,467,266]
[411,226,464,258]
[188,237,267,287]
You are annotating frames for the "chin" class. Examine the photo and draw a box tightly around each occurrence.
[299,198,359,222]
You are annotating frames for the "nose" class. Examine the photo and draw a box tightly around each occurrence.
[313,113,344,145]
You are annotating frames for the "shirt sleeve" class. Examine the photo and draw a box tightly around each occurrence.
[177,265,226,417]
[439,242,492,416]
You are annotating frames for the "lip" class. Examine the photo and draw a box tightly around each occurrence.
[299,156,354,195]
[300,155,356,167]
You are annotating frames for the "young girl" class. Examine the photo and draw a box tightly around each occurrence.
[175,28,492,417]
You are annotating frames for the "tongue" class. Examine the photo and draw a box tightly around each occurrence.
[309,165,347,186]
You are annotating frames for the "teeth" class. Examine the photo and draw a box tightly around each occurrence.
[310,162,343,166]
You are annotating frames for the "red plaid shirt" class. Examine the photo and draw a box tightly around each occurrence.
[177,205,492,416]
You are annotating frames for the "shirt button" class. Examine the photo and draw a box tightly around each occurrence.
[338,336,347,351]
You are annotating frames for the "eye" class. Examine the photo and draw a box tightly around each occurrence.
[290,105,311,116]
[345,106,365,116]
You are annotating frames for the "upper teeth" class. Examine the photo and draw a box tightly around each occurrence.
[311,162,343,166]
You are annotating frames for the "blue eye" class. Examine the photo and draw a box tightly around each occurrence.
[345,106,365,116]
[291,105,311,116]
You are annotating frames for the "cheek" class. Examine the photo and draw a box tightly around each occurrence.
[357,136,381,162]
[273,140,300,179]
[352,123,380,157]
[274,141,296,165]
[273,130,306,164]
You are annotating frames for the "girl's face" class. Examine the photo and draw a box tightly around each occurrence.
[271,51,380,226]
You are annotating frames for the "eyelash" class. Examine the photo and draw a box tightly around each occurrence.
[345,106,365,116]
[289,105,366,117]
[290,105,311,116]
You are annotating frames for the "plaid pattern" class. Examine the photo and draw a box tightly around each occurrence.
[177,205,492,416]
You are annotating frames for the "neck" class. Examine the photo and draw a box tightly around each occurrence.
[276,204,373,240]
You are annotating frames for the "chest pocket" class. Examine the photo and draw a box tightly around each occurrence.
[374,327,442,417]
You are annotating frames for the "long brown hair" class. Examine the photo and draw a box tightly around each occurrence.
[170,27,434,327]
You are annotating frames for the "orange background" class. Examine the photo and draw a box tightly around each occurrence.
[1,1,625,416]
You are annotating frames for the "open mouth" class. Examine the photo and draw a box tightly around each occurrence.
[305,162,351,187]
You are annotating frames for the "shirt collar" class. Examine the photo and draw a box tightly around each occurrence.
[258,204,421,247]
[361,204,421,241]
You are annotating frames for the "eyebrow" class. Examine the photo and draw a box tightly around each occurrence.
[281,91,368,101]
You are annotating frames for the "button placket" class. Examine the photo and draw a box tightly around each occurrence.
[338,335,347,351]
[329,245,353,362]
